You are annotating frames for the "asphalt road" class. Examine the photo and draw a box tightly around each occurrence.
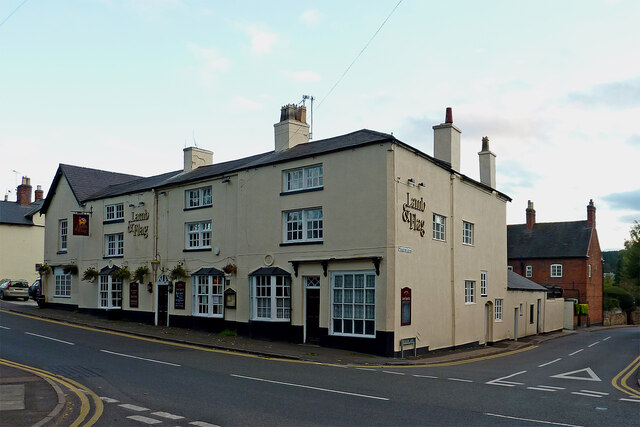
[1,310,638,426]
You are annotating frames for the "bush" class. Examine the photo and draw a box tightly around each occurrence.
[604,297,620,311]
[604,286,635,311]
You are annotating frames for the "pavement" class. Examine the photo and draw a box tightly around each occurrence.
[0,299,636,426]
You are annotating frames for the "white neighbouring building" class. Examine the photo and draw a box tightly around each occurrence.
[39,104,562,356]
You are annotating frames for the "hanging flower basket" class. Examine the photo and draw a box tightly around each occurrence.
[38,264,51,276]
[222,263,237,275]
[82,267,99,282]
[63,264,78,275]
[133,266,149,282]
[113,267,132,281]
[170,264,187,281]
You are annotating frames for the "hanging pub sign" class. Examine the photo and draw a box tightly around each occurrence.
[401,287,411,326]
[73,214,90,236]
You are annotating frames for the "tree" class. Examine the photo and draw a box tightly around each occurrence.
[619,221,640,305]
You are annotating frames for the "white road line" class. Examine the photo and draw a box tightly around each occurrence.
[602,336,611,341]
[382,370,405,375]
[571,392,604,398]
[538,358,562,367]
[448,378,473,383]
[568,349,583,356]
[24,332,74,345]
[619,398,640,403]
[413,374,438,379]
[126,415,161,424]
[486,370,526,386]
[536,385,565,390]
[580,390,609,396]
[231,374,389,401]
[151,411,184,420]
[527,387,558,392]
[0,326,10,330]
[100,397,119,403]
[587,341,600,348]
[355,368,376,371]
[100,350,181,367]
[485,413,583,427]
[190,421,221,427]
[119,404,150,412]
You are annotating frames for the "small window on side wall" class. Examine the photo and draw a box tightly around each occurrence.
[401,287,411,326]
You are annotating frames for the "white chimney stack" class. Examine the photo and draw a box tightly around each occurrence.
[183,147,213,173]
[478,136,496,188]
[433,107,461,171]
[274,104,309,152]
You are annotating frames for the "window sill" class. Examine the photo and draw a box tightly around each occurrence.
[494,319,503,323]
[280,187,323,196]
[103,219,125,224]
[53,295,71,298]
[250,318,291,323]
[192,313,224,318]
[56,250,68,254]
[465,302,476,305]
[462,243,474,247]
[280,241,323,247]
[183,248,212,252]
[183,205,212,211]
[103,255,124,259]
[330,332,376,339]
[432,238,446,243]
[481,294,488,298]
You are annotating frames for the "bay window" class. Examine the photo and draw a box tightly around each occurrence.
[250,273,291,321]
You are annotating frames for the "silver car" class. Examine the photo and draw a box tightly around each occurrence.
[0,280,30,301]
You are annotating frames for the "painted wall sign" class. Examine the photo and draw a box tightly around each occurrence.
[401,192,425,237]
[129,282,139,308]
[174,281,186,310]
[128,209,149,238]
[73,214,90,236]
[401,287,411,325]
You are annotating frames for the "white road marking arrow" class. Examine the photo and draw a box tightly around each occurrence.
[551,367,601,382]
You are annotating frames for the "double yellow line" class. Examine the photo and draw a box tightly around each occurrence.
[611,354,640,398]
[0,358,103,426]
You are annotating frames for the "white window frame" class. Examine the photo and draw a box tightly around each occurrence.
[433,213,446,241]
[551,264,563,278]
[99,275,122,309]
[192,274,224,317]
[105,203,124,221]
[105,233,124,257]
[59,219,68,252]
[283,208,323,243]
[54,267,71,297]
[185,186,212,209]
[480,270,487,296]
[250,274,291,321]
[283,164,323,192]
[185,221,212,249]
[330,271,376,338]
[462,221,474,245]
[525,265,533,278]
[495,299,503,321]
[464,280,475,304]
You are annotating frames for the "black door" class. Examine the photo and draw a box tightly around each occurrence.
[158,285,169,327]
[306,289,320,343]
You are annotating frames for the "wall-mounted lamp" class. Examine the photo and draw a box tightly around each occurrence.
[147,281,153,293]
[221,177,231,184]
[418,182,426,187]
[408,178,416,185]
[128,204,135,207]
[138,201,145,206]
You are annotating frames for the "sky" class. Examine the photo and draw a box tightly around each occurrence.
[1,0,639,250]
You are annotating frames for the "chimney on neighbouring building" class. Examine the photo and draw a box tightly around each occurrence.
[478,136,496,188]
[274,103,309,152]
[526,200,536,230]
[16,176,32,206]
[35,185,44,201]
[183,147,213,173]
[433,107,461,171]
[587,199,596,228]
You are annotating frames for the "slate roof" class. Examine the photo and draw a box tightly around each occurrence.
[0,200,43,226]
[507,270,548,292]
[507,220,592,259]
[43,128,511,210]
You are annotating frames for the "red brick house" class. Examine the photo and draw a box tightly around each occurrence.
[507,200,602,325]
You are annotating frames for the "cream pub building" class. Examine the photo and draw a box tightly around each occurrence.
[40,104,559,356]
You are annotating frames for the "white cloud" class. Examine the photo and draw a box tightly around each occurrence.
[292,70,320,83]
[187,43,230,87]
[300,9,323,27]
[231,96,263,111]
[246,26,278,54]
